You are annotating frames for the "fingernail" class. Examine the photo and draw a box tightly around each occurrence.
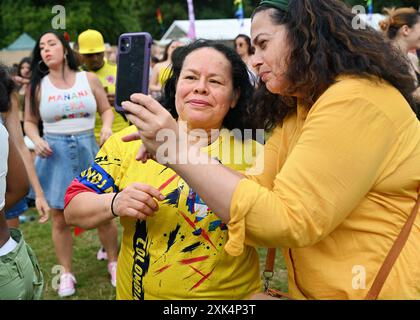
[159,194,165,200]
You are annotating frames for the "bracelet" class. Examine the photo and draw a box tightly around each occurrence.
[111,192,119,218]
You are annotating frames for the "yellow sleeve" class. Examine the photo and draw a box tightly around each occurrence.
[246,125,288,188]
[225,94,398,256]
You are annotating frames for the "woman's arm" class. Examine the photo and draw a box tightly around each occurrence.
[23,87,53,158]
[63,127,164,229]
[87,72,114,146]
[5,93,49,222]
[64,183,164,229]
[5,137,29,210]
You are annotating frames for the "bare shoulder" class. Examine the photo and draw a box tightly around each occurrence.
[85,71,101,87]
[85,71,99,82]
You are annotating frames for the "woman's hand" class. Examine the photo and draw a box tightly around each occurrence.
[35,195,50,223]
[122,93,179,161]
[99,126,113,146]
[111,183,165,220]
[34,138,53,158]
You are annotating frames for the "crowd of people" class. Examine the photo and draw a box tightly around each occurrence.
[1,0,420,300]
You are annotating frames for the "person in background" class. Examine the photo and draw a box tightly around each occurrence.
[380,7,420,108]
[24,30,114,297]
[1,65,49,229]
[64,40,262,300]
[14,57,32,123]
[123,0,420,299]
[149,40,185,99]
[77,29,122,265]
[78,29,129,142]
[105,45,117,65]
[0,63,44,300]
[234,34,257,85]
[13,57,37,160]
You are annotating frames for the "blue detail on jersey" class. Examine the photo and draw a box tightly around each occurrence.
[77,162,118,194]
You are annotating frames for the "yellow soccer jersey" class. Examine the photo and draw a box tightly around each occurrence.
[91,61,129,141]
[73,126,262,300]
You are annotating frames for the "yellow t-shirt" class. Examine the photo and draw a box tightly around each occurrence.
[91,61,129,142]
[227,76,420,299]
[76,126,262,300]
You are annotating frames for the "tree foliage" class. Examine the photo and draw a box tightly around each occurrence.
[1,0,418,49]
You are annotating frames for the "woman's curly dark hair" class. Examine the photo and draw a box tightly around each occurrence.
[0,63,15,113]
[252,0,418,131]
[160,40,256,135]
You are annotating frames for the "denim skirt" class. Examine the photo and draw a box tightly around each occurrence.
[30,130,99,210]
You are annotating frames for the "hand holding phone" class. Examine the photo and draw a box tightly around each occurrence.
[115,32,152,113]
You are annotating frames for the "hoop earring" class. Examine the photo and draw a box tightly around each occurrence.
[37,60,49,74]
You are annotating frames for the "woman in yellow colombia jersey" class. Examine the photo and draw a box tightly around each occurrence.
[64,40,262,299]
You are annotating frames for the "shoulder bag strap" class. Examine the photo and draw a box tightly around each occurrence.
[263,248,294,299]
[365,194,420,300]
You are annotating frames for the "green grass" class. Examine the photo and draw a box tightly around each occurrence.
[20,208,288,300]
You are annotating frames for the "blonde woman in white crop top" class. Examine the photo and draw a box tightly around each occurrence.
[23,30,117,297]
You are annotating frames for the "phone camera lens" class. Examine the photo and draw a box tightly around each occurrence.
[120,37,130,53]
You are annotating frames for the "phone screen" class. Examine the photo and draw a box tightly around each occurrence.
[115,32,152,113]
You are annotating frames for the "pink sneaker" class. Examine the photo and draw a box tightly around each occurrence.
[108,262,117,287]
[58,273,76,297]
[97,246,108,261]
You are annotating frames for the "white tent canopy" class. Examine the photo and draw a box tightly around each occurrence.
[159,19,251,44]
[159,14,385,44]
[357,13,386,30]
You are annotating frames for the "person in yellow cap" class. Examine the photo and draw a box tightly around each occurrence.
[78,29,129,142]
[77,29,122,287]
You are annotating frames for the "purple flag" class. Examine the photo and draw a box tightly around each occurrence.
[187,0,196,40]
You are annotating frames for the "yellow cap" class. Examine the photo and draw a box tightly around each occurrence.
[78,29,105,54]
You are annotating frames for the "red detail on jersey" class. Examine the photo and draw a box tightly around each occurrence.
[154,264,172,274]
[158,173,178,191]
[179,256,209,265]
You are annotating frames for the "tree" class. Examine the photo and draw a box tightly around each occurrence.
[0,0,141,48]
[1,0,419,49]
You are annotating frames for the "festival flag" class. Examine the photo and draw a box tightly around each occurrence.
[156,7,164,36]
[187,0,196,40]
[366,0,373,20]
[234,0,244,27]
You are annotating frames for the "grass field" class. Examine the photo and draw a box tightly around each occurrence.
[20,208,288,300]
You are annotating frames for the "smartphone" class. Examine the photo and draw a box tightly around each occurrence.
[114,32,152,113]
